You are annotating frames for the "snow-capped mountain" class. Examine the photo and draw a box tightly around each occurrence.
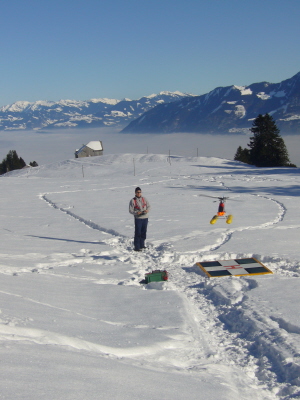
[0,92,194,131]
[122,72,300,135]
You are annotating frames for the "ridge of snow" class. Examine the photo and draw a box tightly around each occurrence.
[56,99,89,108]
[31,100,57,110]
[88,98,120,105]
[279,114,300,121]
[1,101,32,112]
[144,91,194,100]
[234,86,253,95]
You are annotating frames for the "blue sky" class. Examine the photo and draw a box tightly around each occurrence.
[1,0,300,106]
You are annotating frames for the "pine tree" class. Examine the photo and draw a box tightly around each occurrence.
[234,146,250,164]
[234,114,296,167]
[0,150,27,174]
[248,114,292,167]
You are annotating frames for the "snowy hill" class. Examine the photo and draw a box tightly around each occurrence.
[122,72,300,134]
[1,154,300,399]
[0,92,194,131]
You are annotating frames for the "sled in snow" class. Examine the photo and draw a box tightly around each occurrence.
[197,258,273,278]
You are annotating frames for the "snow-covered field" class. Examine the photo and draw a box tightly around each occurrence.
[1,153,300,399]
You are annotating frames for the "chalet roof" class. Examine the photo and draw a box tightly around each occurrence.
[86,141,103,151]
[76,141,103,153]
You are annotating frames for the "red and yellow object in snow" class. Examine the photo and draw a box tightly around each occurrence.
[210,198,233,224]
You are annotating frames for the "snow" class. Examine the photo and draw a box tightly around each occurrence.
[257,92,272,100]
[89,98,120,105]
[1,153,300,399]
[233,86,253,96]
[241,88,253,95]
[137,115,146,124]
[234,105,246,118]
[85,141,103,150]
[256,91,286,101]
[53,121,78,127]
[211,101,225,114]
[105,111,130,118]
[0,101,32,112]
[280,115,300,121]
[145,91,190,99]
[31,101,57,110]
[56,100,88,108]
[4,124,26,130]
[145,93,158,99]
[69,115,103,124]
[228,128,251,134]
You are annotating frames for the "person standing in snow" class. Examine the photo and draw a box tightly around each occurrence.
[129,187,151,251]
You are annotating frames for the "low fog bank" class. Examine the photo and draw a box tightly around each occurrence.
[0,128,299,166]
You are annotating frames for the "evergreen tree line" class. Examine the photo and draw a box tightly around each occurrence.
[0,150,38,175]
[234,114,296,168]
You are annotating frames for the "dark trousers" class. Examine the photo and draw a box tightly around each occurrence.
[134,218,148,250]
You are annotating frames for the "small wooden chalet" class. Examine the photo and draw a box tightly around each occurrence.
[75,141,103,158]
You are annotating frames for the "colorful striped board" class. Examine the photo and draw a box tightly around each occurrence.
[196,258,273,278]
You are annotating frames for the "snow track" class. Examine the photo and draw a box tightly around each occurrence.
[37,172,295,397]
[2,154,300,399]
[41,193,125,238]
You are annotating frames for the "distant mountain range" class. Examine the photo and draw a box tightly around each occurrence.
[1,72,300,134]
[122,72,300,135]
[0,92,194,131]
